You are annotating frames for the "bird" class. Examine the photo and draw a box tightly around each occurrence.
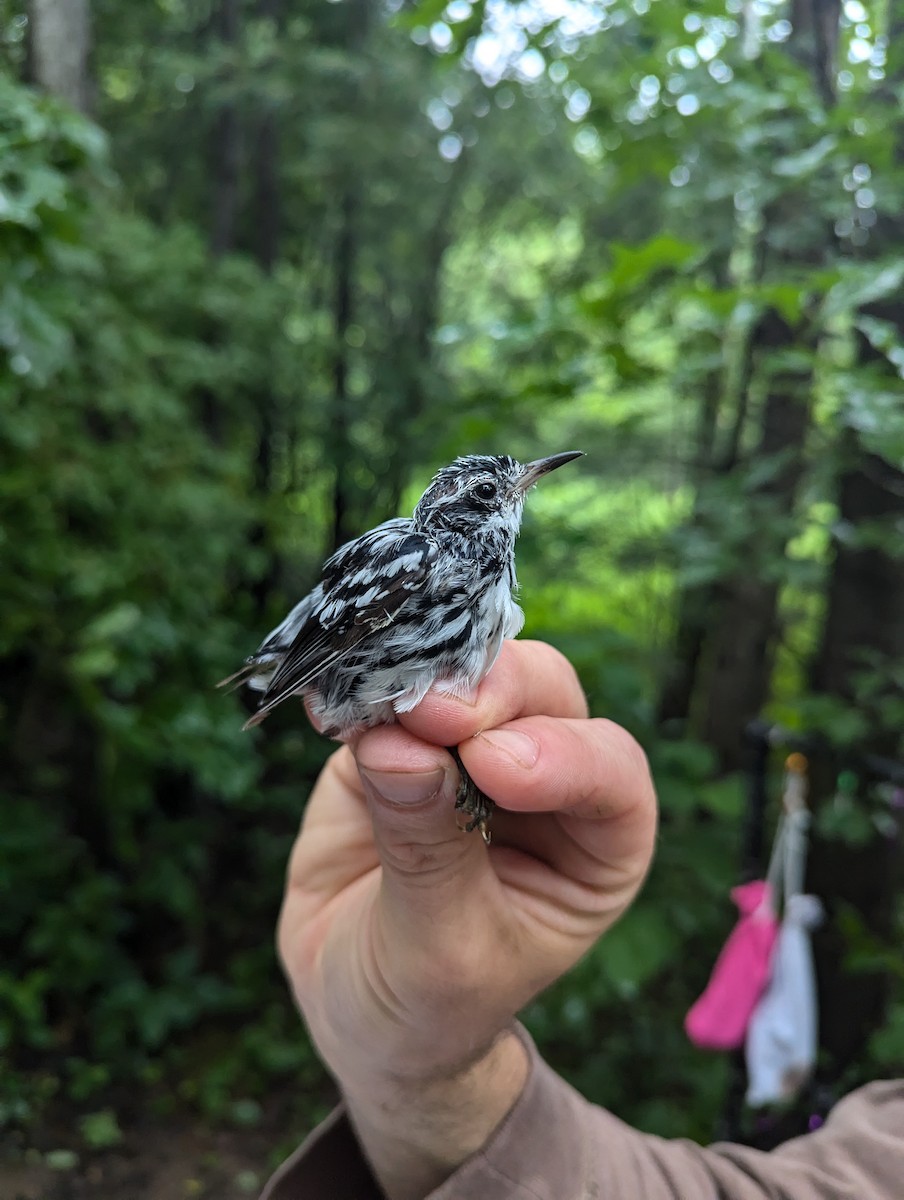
[221,451,584,841]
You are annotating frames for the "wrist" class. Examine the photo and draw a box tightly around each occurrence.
[342,1028,529,1200]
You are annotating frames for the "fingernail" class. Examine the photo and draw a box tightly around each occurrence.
[478,729,539,768]
[359,767,446,806]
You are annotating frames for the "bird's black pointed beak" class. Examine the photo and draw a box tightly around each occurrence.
[515,451,584,494]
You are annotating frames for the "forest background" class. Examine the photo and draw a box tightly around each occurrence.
[2,0,904,1196]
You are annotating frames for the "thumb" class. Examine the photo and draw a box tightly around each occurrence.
[355,730,489,930]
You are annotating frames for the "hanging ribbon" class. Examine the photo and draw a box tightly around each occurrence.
[684,885,779,1051]
[745,754,823,1106]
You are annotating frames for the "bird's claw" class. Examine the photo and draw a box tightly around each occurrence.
[453,768,494,845]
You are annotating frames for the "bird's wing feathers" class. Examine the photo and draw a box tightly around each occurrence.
[244,521,436,726]
[257,590,319,655]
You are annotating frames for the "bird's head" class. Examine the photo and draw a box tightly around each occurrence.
[412,451,584,540]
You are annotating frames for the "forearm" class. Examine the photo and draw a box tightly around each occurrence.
[342,1029,529,1200]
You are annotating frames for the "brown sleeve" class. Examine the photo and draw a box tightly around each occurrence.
[260,1025,904,1200]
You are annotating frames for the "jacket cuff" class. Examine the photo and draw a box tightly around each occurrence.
[260,1023,587,1200]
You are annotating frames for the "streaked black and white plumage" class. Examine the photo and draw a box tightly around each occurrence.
[223,451,583,839]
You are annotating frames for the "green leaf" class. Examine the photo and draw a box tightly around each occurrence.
[825,261,904,318]
[608,235,700,293]
[45,1149,79,1171]
[78,1109,123,1150]
[772,134,837,179]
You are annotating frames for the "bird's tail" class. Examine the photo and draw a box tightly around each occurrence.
[216,655,277,696]
[216,663,257,691]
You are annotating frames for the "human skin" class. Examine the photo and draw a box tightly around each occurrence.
[277,639,659,1200]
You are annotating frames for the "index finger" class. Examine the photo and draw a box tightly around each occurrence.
[397,639,588,746]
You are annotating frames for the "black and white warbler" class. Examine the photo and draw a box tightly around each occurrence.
[222,451,583,840]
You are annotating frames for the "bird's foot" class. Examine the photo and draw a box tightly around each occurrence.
[449,747,495,844]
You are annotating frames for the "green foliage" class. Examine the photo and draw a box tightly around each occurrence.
[0,74,326,1128]
[43,1148,79,1172]
[870,1000,904,1067]
[78,1109,123,1150]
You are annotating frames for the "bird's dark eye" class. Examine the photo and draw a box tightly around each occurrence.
[473,481,496,501]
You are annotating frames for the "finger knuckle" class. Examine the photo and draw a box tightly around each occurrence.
[524,640,588,707]
[596,718,648,767]
[379,836,459,884]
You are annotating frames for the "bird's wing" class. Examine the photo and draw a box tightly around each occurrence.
[216,591,321,692]
[244,520,436,726]
[258,590,320,655]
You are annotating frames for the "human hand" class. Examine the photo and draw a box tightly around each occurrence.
[277,639,657,1197]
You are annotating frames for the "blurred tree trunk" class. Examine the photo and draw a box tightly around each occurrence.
[330,188,358,551]
[657,248,804,743]
[664,0,839,767]
[249,0,284,614]
[658,276,766,732]
[26,0,92,113]
[199,0,242,452]
[806,0,904,1079]
[202,0,284,614]
[813,450,904,732]
[210,0,241,257]
[328,0,371,552]
[790,0,841,106]
[697,310,815,768]
[252,0,281,274]
[807,447,904,1079]
[655,337,726,730]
